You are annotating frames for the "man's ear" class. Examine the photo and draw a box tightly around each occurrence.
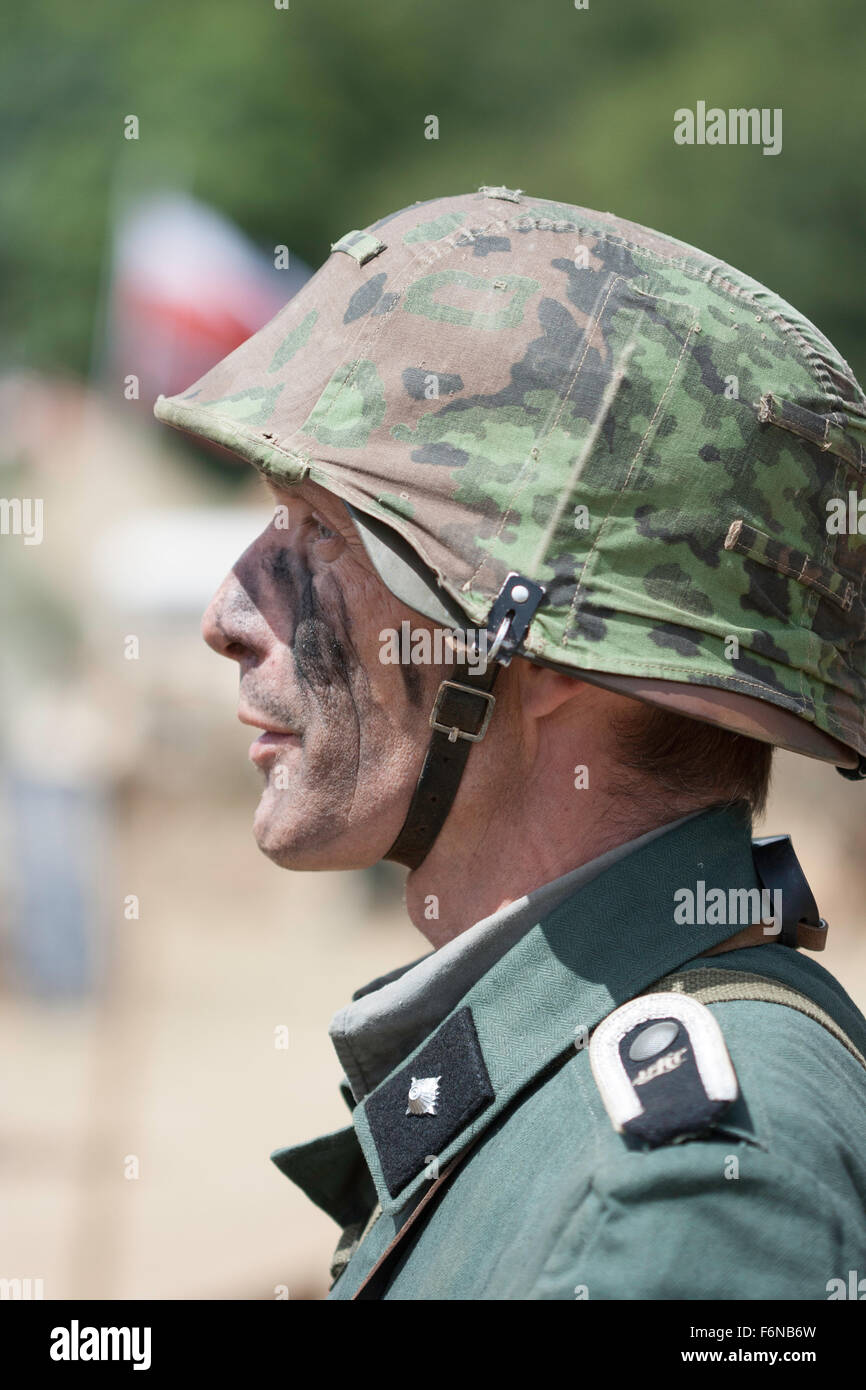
[516,661,585,719]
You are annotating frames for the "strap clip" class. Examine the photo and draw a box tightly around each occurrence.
[483,573,546,667]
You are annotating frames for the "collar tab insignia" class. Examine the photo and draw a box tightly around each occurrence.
[364,1006,494,1197]
[406,1076,441,1116]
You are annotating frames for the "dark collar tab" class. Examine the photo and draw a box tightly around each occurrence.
[363,1005,495,1197]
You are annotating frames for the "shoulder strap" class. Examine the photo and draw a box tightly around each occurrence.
[647,967,866,1073]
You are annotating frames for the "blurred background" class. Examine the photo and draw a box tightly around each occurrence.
[1,0,865,1300]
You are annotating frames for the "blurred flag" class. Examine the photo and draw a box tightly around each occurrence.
[106,191,312,409]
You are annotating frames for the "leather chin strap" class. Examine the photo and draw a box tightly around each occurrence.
[385,659,501,871]
[384,572,546,870]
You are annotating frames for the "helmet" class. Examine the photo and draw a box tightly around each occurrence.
[155,187,866,859]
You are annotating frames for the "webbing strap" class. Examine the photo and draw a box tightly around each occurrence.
[648,967,866,1073]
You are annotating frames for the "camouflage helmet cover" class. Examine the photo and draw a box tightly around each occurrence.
[154,188,866,769]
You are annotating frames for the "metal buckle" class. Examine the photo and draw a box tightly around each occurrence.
[484,617,511,665]
[429,681,496,743]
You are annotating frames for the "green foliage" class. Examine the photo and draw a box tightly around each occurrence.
[2,0,864,379]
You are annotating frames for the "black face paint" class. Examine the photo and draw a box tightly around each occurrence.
[264,547,363,696]
[294,567,357,693]
[256,543,377,823]
[399,657,424,707]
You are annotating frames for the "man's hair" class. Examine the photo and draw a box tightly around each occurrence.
[612,702,774,819]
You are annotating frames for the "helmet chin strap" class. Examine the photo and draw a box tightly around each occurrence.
[384,657,501,870]
[384,573,546,871]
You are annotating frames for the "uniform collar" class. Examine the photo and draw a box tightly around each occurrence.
[330,812,701,1101]
[353,801,760,1215]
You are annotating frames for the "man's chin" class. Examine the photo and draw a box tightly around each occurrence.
[251,799,383,872]
[254,833,322,870]
[252,798,316,868]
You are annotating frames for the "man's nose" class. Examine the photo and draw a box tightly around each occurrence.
[201,573,254,663]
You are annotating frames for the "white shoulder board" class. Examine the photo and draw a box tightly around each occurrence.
[589,991,738,1146]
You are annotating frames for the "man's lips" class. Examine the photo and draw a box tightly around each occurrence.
[237,707,299,735]
[238,709,301,766]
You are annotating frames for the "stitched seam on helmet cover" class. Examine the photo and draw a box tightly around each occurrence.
[724,518,856,613]
[563,317,699,645]
[629,242,842,402]
[559,227,860,410]
[464,272,633,593]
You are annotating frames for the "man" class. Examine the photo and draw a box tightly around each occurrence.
[155,188,866,1299]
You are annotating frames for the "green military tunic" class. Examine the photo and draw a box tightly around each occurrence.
[272,804,866,1299]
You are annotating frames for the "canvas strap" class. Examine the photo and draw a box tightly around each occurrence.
[648,967,866,1072]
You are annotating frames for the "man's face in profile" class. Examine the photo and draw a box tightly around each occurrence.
[201,482,444,871]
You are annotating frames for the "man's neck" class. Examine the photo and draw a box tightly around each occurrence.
[405,790,700,947]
